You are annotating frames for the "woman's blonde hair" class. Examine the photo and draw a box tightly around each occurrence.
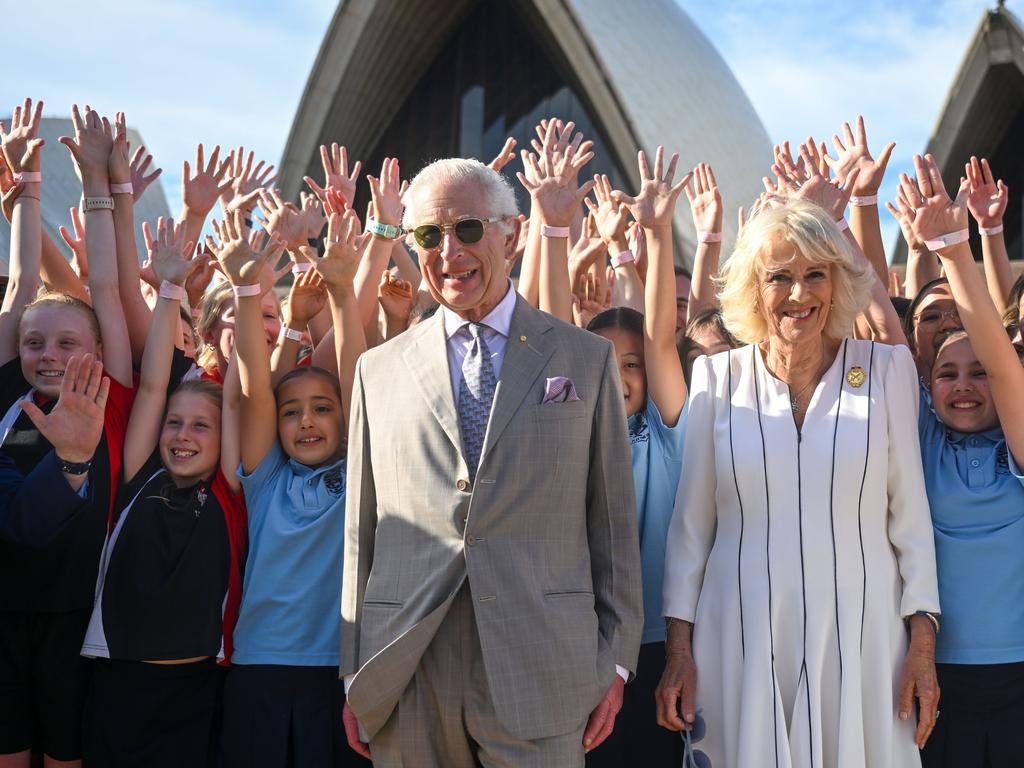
[718,197,874,344]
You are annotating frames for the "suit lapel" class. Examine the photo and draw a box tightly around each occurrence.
[480,298,554,465]
[402,312,462,454]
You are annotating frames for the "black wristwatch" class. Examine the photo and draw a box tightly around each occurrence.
[55,454,92,476]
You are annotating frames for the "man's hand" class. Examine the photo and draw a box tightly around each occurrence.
[342,701,371,759]
[20,354,109,465]
[656,618,698,732]
[583,675,623,752]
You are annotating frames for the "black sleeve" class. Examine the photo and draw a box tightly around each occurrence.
[0,451,89,548]
[168,347,196,395]
[0,357,30,413]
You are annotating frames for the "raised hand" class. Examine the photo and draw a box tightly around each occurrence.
[312,210,369,288]
[571,272,609,328]
[60,105,113,191]
[182,143,231,217]
[256,188,308,250]
[517,120,595,226]
[144,217,200,287]
[964,156,1008,229]
[304,143,361,207]
[108,112,131,184]
[299,192,328,241]
[286,268,327,327]
[20,354,110,464]
[684,162,723,233]
[822,116,895,196]
[586,174,630,246]
[185,246,217,308]
[0,97,45,176]
[897,154,970,246]
[207,210,280,286]
[569,212,608,279]
[773,143,858,221]
[377,269,415,322]
[129,145,162,202]
[488,137,517,173]
[59,207,89,280]
[366,157,404,227]
[885,187,928,254]
[220,146,275,214]
[614,146,691,229]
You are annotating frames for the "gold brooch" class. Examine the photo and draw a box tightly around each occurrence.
[846,366,865,388]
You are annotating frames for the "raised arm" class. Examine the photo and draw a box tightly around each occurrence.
[683,162,724,322]
[309,210,369,430]
[209,212,281,473]
[60,105,132,388]
[965,156,1012,314]
[355,159,405,329]
[122,219,200,482]
[0,97,44,366]
[516,120,595,323]
[587,174,642,312]
[303,142,360,208]
[886,196,939,300]
[179,144,231,253]
[270,268,325,387]
[902,153,1024,465]
[822,116,895,284]
[615,146,690,423]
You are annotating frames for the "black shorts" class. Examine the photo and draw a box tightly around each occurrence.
[585,641,685,768]
[84,657,224,768]
[0,609,93,760]
[220,664,370,768]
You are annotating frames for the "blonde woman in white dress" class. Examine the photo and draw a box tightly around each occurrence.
[658,196,941,767]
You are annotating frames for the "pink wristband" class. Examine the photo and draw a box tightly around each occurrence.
[609,249,635,268]
[540,224,570,238]
[158,281,185,301]
[980,224,1004,236]
[232,284,261,298]
[12,171,41,184]
[848,195,878,206]
[923,229,970,252]
[110,182,133,195]
[291,262,313,274]
[697,231,723,243]
[836,218,850,232]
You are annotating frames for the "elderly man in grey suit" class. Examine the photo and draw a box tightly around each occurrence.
[340,142,642,766]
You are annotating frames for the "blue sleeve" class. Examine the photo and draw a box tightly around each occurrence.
[238,442,288,517]
[646,398,687,462]
[0,451,89,548]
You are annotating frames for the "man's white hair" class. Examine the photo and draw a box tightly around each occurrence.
[402,158,519,234]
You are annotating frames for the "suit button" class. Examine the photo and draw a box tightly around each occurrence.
[456,479,470,491]
[466,535,477,546]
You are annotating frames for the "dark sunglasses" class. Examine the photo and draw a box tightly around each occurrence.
[408,216,506,250]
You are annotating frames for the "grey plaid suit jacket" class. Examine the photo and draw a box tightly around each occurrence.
[340,296,642,742]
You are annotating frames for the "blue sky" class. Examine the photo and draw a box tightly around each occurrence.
[4,0,1014,259]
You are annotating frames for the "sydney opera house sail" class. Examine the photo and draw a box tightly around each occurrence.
[279,0,773,265]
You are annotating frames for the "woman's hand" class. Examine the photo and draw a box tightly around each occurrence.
[144,217,200,287]
[656,619,698,731]
[898,615,940,749]
[964,156,1007,229]
[614,146,691,229]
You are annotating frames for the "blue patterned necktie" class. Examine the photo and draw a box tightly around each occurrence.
[458,323,497,481]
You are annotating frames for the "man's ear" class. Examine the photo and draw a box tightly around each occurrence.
[504,216,523,259]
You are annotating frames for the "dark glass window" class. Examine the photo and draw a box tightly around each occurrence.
[354,0,631,222]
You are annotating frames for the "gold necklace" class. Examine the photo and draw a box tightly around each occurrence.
[788,358,830,413]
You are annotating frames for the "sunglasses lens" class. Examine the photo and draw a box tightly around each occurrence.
[414,225,442,249]
[454,218,485,244]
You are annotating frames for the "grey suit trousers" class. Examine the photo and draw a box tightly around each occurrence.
[369,586,585,768]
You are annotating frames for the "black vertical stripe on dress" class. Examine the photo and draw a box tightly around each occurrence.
[751,345,781,768]
[727,351,746,659]
[856,342,875,649]
[795,386,814,767]
[828,340,849,684]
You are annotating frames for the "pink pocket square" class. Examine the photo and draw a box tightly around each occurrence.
[542,376,581,404]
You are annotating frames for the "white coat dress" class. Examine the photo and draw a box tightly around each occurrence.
[663,339,940,768]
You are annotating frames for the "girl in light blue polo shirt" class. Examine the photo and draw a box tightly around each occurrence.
[210,211,368,768]
[917,233,1024,767]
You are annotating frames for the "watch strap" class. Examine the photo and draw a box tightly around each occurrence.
[82,196,115,212]
[55,454,92,475]
[367,218,401,240]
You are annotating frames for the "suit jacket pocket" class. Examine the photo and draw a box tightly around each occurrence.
[529,401,587,421]
[362,599,403,608]
[544,589,594,599]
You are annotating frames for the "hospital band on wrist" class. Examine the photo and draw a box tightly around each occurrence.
[11,171,41,184]
[110,182,133,195]
[980,224,1004,236]
[232,284,261,298]
[697,231,723,243]
[609,249,635,268]
[924,229,970,253]
[541,225,570,238]
[279,326,305,343]
[158,281,185,301]
[848,194,878,207]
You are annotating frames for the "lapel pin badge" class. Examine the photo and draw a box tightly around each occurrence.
[846,365,865,388]
[520,335,527,342]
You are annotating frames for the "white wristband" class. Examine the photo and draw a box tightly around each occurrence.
[232,284,261,298]
[836,218,850,232]
[158,281,185,301]
[12,171,41,184]
[609,249,635,268]
[848,195,878,206]
[279,326,305,343]
[923,229,970,252]
[980,224,1004,236]
[541,224,570,238]
[291,262,314,274]
[110,182,133,195]
[697,231,723,243]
